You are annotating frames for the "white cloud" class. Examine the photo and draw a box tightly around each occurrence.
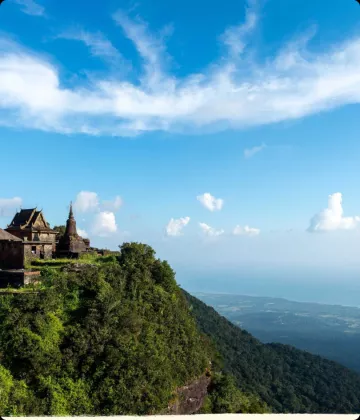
[74,191,99,213]
[74,191,123,215]
[233,224,260,236]
[308,192,360,232]
[101,196,123,212]
[166,216,190,237]
[113,11,170,89]
[197,193,224,212]
[244,143,266,159]
[0,197,22,217]
[58,30,126,68]
[199,222,224,237]
[3,4,360,136]
[91,211,118,237]
[13,0,45,16]
[77,228,88,238]
[221,0,258,57]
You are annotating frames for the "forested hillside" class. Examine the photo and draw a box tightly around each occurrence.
[1,242,360,415]
[185,290,360,413]
[0,243,266,415]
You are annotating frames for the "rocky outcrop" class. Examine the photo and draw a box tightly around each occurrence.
[167,374,211,415]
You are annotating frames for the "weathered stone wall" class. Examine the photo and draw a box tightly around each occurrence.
[44,244,53,259]
[24,243,54,261]
[167,375,211,415]
[0,270,41,288]
[0,241,24,269]
[24,244,40,260]
[0,270,24,288]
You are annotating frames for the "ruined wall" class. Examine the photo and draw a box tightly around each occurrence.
[0,270,41,288]
[24,243,54,261]
[0,241,24,269]
[0,270,24,288]
[44,244,53,259]
[31,232,56,243]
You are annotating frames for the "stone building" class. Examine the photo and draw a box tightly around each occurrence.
[57,203,90,258]
[5,208,57,260]
[0,228,24,269]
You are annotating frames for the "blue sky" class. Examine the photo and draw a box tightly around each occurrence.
[1,0,360,302]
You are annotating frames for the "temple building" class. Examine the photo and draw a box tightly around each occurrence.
[57,203,90,258]
[5,208,57,260]
[0,228,24,269]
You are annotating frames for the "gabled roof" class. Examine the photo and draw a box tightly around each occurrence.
[8,208,54,232]
[9,209,36,227]
[0,228,22,242]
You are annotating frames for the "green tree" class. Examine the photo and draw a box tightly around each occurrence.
[53,225,66,241]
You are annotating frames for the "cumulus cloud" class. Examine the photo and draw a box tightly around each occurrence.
[244,143,266,159]
[3,3,360,136]
[165,216,190,237]
[102,196,123,212]
[91,211,118,237]
[199,222,224,237]
[0,197,22,217]
[77,228,89,238]
[308,192,360,232]
[233,224,260,236]
[74,191,123,214]
[74,191,100,213]
[13,0,45,16]
[197,193,224,212]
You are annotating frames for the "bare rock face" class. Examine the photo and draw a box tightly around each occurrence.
[167,375,211,415]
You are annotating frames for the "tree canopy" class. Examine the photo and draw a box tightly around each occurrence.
[0,242,264,415]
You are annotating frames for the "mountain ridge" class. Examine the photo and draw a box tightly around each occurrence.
[184,289,360,413]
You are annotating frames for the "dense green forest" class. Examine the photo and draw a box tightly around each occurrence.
[185,290,360,413]
[0,243,267,415]
[2,242,360,414]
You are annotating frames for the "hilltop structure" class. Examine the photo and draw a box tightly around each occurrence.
[0,228,24,269]
[0,203,91,269]
[56,203,90,258]
[5,208,57,260]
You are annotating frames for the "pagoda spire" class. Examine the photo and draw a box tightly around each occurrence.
[69,201,74,219]
[65,201,77,237]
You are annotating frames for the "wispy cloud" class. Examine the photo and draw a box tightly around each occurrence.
[113,11,171,89]
[244,143,266,159]
[2,2,360,137]
[308,192,360,233]
[13,0,45,17]
[199,222,225,237]
[58,30,127,69]
[221,0,258,57]
[233,224,260,236]
[0,197,22,218]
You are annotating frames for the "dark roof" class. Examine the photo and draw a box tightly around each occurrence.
[8,208,54,231]
[0,228,22,242]
[9,209,37,227]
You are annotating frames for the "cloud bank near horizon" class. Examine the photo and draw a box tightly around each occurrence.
[1,2,360,137]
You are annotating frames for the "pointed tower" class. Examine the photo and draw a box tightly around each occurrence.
[64,202,78,237]
[56,202,89,258]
